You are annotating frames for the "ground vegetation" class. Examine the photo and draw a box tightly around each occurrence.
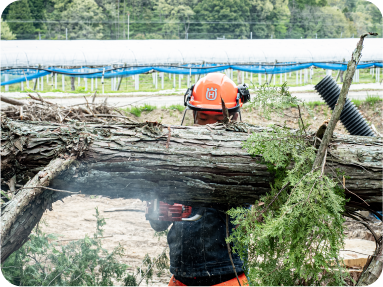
[1,67,381,94]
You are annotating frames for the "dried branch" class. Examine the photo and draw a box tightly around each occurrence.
[313,32,377,170]
[0,95,25,106]
[27,93,55,105]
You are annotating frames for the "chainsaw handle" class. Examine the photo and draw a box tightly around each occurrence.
[182,207,205,222]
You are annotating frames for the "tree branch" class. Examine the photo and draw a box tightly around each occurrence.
[313,33,377,170]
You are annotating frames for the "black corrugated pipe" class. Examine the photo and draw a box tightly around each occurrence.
[314,75,375,137]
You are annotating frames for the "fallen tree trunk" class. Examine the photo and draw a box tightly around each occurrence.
[1,156,76,262]
[1,118,382,262]
[1,118,381,207]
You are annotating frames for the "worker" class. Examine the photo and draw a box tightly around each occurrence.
[149,73,250,286]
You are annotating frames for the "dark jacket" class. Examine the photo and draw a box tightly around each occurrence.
[149,207,244,278]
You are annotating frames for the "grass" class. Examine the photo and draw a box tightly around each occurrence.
[124,103,157,117]
[2,68,381,94]
[365,95,382,106]
[166,104,186,112]
[351,95,382,108]
[305,101,324,108]
[351,98,363,107]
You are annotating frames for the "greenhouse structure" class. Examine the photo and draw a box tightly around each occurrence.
[1,38,382,91]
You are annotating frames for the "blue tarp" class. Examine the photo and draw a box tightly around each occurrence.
[1,62,382,86]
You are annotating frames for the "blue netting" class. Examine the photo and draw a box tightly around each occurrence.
[1,62,382,86]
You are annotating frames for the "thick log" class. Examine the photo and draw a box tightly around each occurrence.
[1,118,382,209]
[1,118,382,262]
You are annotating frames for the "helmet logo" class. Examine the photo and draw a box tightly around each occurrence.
[206,88,217,101]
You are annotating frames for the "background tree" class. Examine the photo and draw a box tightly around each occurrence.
[60,0,105,40]
[155,0,195,39]
[1,2,11,19]
[250,0,291,39]
[28,0,47,34]
[1,0,382,40]
[5,0,36,39]
[1,19,16,40]
[193,0,250,39]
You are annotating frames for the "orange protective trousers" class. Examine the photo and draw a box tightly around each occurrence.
[168,273,248,286]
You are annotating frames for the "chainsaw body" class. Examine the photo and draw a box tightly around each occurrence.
[145,200,192,221]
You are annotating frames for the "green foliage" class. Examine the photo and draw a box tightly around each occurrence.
[248,82,302,119]
[1,207,134,286]
[61,0,105,40]
[28,0,47,32]
[351,95,382,108]
[166,104,186,112]
[1,189,11,204]
[227,84,349,285]
[127,106,142,117]
[5,0,35,39]
[364,95,382,106]
[2,0,381,39]
[0,19,16,40]
[142,103,157,112]
[137,250,169,285]
[125,104,157,117]
[75,86,86,93]
[351,98,363,107]
[193,0,250,39]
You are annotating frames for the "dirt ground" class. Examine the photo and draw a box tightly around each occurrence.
[129,101,382,136]
[38,101,382,286]
[40,196,172,286]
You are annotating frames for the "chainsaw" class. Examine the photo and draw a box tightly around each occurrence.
[145,199,205,222]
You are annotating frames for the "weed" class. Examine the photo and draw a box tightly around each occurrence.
[365,95,382,106]
[125,104,157,117]
[141,103,157,112]
[168,104,185,112]
[1,208,135,286]
[129,106,142,117]
[351,98,363,107]
[75,86,86,93]
[306,100,325,108]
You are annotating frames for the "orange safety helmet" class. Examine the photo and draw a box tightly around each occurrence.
[183,73,250,114]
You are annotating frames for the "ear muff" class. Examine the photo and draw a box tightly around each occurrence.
[238,84,250,104]
[184,84,195,106]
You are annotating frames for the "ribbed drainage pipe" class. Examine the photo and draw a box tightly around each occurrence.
[314,75,375,137]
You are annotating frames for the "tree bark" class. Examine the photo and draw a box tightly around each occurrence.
[1,156,76,262]
[1,118,382,262]
[1,119,381,209]
[71,76,75,91]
